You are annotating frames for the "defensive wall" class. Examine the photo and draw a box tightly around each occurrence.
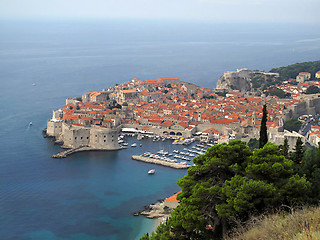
[47,120,121,150]
[284,94,320,121]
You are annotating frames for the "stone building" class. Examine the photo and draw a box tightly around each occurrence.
[47,117,121,150]
[296,72,311,82]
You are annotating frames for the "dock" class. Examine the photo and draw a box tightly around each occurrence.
[52,146,124,158]
[52,146,94,158]
[132,155,190,169]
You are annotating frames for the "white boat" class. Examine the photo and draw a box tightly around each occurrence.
[131,143,137,147]
[148,169,155,174]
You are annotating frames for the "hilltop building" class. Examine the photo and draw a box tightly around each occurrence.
[296,72,311,82]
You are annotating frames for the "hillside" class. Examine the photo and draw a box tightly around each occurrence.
[216,60,320,92]
[270,60,320,81]
[226,206,320,240]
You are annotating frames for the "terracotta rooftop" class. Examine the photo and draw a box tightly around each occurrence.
[165,191,182,203]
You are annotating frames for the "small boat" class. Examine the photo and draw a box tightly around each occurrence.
[131,143,137,147]
[148,169,155,174]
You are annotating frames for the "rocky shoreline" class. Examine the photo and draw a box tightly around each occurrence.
[133,199,173,220]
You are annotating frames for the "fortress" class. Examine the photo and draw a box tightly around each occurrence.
[47,120,121,150]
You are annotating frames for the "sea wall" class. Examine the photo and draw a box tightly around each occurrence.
[89,126,120,150]
[284,95,320,120]
[47,120,62,137]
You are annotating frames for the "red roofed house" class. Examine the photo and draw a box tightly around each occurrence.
[164,191,181,209]
[296,72,311,82]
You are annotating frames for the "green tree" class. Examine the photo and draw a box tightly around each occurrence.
[299,145,320,202]
[168,140,252,239]
[279,137,289,157]
[259,104,268,148]
[247,138,259,150]
[269,87,285,98]
[270,60,320,81]
[145,141,311,239]
[292,137,305,164]
[284,118,302,132]
[306,85,320,94]
[141,222,174,240]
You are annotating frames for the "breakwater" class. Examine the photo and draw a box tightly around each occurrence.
[52,146,124,158]
[52,146,94,158]
[132,155,190,169]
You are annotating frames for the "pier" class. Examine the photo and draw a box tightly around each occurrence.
[52,146,124,158]
[132,155,190,169]
[52,146,94,158]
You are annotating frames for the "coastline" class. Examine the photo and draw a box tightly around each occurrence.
[134,217,162,240]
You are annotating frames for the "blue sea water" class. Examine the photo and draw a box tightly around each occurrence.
[0,19,320,240]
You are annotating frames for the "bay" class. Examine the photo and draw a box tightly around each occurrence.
[0,19,319,240]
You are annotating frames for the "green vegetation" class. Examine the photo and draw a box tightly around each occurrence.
[247,138,259,150]
[279,137,289,157]
[284,118,302,132]
[142,140,311,240]
[292,137,305,165]
[251,75,265,89]
[226,206,320,240]
[270,60,320,81]
[203,95,215,99]
[268,87,286,98]
[305,85,320,94]
[250,74,281,91]
[259,104,268,148]
[107,100,122,110]
[299,144,320,202]
[216,92,227,97]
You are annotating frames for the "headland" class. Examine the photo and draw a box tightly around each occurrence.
[45,65,320,159]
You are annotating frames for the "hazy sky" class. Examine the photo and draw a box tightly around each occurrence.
[0,0,319,23]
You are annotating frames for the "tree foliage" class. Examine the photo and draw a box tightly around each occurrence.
[270,60,320,81]
[247,138,259,150]
[259,104,268,148]
[305,85,320,94]
[279,137,289,157]
[284,118,302,132]
[299,145,320,202]
[292,137,305,164]
[268,87,285,98]
[144,141,311,239]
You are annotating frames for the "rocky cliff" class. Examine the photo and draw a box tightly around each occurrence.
[216,68,251,92]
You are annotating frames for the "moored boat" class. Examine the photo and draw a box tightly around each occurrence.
[148,169,155,174]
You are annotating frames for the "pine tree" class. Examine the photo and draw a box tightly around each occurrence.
[281,137,289,156]
[292,137,305,164]
[259,104,268,148]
